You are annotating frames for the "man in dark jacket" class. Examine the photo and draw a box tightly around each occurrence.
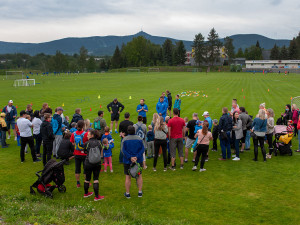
[41,113,55,166]
[218,107,233,160]
[166,90,172,117]
[107,98,125,134]
[70,108,84,125]
[2,100,17,140]
[93,110,107,139]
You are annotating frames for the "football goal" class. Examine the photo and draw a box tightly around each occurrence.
[13,79,35,87]
[6,71,24,80]
[148,68,160,73]
[127,69,140,73]
[187,68,199,72]
[291,96,300,108]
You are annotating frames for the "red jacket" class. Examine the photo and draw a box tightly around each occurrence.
[292,109,299,124]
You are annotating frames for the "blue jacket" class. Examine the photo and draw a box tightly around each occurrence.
[218,113,233,133]
[158,96,168,105]
[174,99,181,110]
[205,117,213,130]
[101,133,113,142]
[156,101,167,118]
[147,130,154,142]
[136,104,148,118]
[122,135,145,164]
[103,143,114,158]
[2,105,17,121]
[252,118,267,132]
[52,113,63,135]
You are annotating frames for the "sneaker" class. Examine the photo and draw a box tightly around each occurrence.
[192,166,197,171]
[232,157,240,161]
[200,168,206,172]
[124,193,131,199]
[184,159,188,163]
[110,170,113,173]
[266,154,272,159]
[7,135,11,139]
[153,167,157,172]
[252,158,258,162]
[33,158,41,162]
[109,131,112,134]
[180,165,184,170]
[21,160,24,163]
[138,192,143,198]
[76,183,81,188]
[205,158,209,162]
[245,148,250,151]
[94,195,105,201]
[192,160,195,163]
[14,137,17,141]
[115,131,118,134]
[104,170,107,172]
[163,168,167,172]
[218,158,226,161]
[84,192,94,198]
[169,166,176,171]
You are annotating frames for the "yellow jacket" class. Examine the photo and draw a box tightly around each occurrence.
[0,117,7,129]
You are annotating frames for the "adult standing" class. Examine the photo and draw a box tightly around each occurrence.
[218,107,233,160]
[40,113,55,165]
[153,116,168,172]
[133,116,147,169]
[2,100,17,140]
[107,98,125,134]
[292,104,299,137]
[156,96,167,120]
[25,104,34,121]
[173,94,181,117]
[184,113,198,163]
[158,92,168,105]
[168,108,186,170]
[166,90,172,117]
[232,112,243,161]
[230,99,240,115]
[266,108,275,158]
[136,99,148,124]
[40,103,49,121]
[282,104,292,126]
[151,113,159,129]
[122,126,145,199]
[118,113,134,163]
[52,107,64,158]
[202,111,212,131]
[17,110,40,163]
[251,109,267,162]
[239,107,252,152]
[70,108,84,124]
[93,110,107,139]
[32,110,42,157]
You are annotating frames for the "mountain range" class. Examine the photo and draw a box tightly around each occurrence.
[0,31,291,56]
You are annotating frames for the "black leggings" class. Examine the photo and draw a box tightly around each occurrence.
[153,139,167,168]
[253,136,266,160]
[294,123,298,137]
[194,144,209,169]
[43,142,53,166]
[266,133,273,154]
[85,164,101,181]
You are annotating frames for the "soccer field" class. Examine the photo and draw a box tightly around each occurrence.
[0,72,300,224]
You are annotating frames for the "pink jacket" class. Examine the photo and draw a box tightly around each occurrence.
[292,110,299,124]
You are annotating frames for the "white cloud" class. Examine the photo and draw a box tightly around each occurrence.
[0,0,298,42]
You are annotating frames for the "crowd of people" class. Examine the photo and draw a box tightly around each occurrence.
[0,91,299,200]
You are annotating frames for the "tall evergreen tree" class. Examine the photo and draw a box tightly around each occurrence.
[162,39,173,66]
[174,41,186,65]
[207,28,222,66]
[235,48,244,58]
[289,38,298,59]
[111,46,122,68]
[244,48,249,59]
[78,46,88,72]
[193,33,206,66]
[270,44,280,60]
[280,45,289,60]
[86,56,96,72]
[224,36,235,62]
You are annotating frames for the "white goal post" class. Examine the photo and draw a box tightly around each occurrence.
[148,68,160,72]
[127,69,140,73]
[187,68,199,72]
[13,79,35,87]
[6,71,24,80]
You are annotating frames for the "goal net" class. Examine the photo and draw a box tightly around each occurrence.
[187,68,199,72]
[6,71,24,80]
[291,96,300,109]
[13,79,35,87]
[127,69,140,73]
[148,68,160,73]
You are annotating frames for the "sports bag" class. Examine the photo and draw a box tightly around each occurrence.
[74,132,85,151]
[87,144,101,164]
[136,124,145,139]
[94,120,101,130]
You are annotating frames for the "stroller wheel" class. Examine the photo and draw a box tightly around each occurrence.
[58,185,66,193]
[45,190,53,198]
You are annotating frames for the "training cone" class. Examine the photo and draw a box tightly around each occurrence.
[98,95,100,99]
[62,103,64,107]
[90,107,92,111]
[291,97,293,100]
[31,102,33,106]
[244,96,245,99]
[16,105,18,109]
[100,105,102,108]
[242,89,243,92]
[268,89,269,92]
[129,96,132,100]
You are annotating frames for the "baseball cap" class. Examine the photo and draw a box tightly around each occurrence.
[8,100,13,103]
[288,120,293,123]
[56,107,64,111]
[202,111,209,116]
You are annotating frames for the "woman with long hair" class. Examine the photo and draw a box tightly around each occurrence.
[232,112,243,160]
[192,121,213,172]
[292,104,299,137]
[266,108,275,158]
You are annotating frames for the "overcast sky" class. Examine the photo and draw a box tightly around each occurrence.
[0,0,299,43]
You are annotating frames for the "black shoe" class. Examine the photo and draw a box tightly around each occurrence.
[252,158,258,162]
[245,148,250,151]
[33,158,41,163]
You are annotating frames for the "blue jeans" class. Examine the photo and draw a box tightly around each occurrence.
[245,130,250,149]
[220,131,231,159]
[1,131,7,147]
[235,138,240,158]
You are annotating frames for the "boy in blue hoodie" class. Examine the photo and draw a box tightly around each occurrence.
[156,96,167,120]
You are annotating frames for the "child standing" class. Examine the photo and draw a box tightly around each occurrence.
[0,113,9,148]
[146,125,155,158]
[69,122,77,133]
[57,131,74,164]
[102,138,114,172]
[212,119,219,151]
[287,120,294,134]
[15,121,21,146]
[101,126,113,143]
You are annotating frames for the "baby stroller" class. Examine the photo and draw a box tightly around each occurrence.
[273,125,293,156]
[30,159,66,198]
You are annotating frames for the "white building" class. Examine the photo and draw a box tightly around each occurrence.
[246,60,300,69]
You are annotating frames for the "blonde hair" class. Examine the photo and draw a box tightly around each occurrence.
[258,109,266,120]
[155,116,165,131]
[84,119,91,130]
[292,104,297,110]
[152,113,159,124]
[267,108,274,118]
[148,125,152,130]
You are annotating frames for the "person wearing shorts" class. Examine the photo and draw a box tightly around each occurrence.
[70,120,88,188]
[107,98,125,134]
[2,100,17,140]
[122,126,144,199]
[184,113,198,163]
[167,108,186,170]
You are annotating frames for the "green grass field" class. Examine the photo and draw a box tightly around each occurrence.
[1,72,300,225]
